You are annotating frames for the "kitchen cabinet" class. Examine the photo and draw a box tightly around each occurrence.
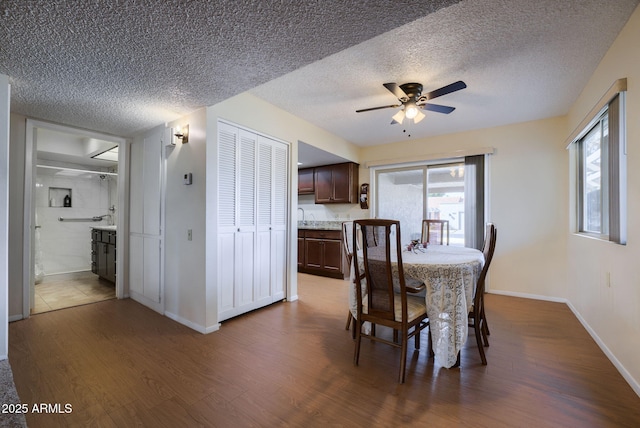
[92,228,116,283]
[298,168,315,194]
[298,229,343,279]
[314,162,359,204]
[217,121,289,322]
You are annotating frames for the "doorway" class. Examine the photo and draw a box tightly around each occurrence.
[23,120,128,316]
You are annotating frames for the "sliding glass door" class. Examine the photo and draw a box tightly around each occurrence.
[375,162,466,246]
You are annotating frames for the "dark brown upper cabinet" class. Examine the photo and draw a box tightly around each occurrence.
[298,168,315,195]
[314,162,359,204]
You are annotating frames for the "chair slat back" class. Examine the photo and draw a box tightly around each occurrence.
[354,219,408,322]
[342,221,354,266]
[421,219,450,245]
[481,223,496,260]
[475,225,497,307]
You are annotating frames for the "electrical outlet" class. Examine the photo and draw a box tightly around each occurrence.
[187,229,192,241]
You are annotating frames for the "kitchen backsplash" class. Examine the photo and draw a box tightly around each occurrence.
[297,193,367,223]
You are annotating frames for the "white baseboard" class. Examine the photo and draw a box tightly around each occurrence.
[287,294,299,302]
[565,300,640,398]
[204,323,221,334]
[488,289,640,398]
[488,289,567,303]
[164,311,220,334]
[8,314,23,322]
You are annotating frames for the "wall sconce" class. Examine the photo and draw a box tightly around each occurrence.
[174,125,189,144]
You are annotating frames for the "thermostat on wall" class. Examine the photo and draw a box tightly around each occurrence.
[184,173,192,185]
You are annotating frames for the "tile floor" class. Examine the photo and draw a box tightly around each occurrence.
[33,271,116,314]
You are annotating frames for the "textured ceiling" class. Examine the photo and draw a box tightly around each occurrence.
[253,0,640,146]
[0,0,460,137]
[1,0,638,150]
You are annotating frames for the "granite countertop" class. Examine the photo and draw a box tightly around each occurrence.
[297,221,343,231]
[91,225,117,231]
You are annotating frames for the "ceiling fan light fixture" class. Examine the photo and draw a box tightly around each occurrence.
[413,110,426,124]
[404,103,419,120]
[391,110,405,124]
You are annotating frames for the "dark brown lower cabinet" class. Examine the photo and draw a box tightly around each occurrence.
[298,229,344,279]
[298,230,305,269]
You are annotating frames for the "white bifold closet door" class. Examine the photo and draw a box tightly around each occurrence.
[217,121,289,322]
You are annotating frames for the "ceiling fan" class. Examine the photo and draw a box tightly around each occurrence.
[356,80,467,125]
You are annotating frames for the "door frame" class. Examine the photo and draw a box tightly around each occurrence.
[22,119,129,318]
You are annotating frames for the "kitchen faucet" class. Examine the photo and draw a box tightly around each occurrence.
[298,207,306,225]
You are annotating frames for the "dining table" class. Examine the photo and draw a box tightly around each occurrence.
[350,244,484,368]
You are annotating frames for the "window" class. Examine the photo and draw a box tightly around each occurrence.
[374,155,485,248]
[578,113,608,235]
[574,90,626,244]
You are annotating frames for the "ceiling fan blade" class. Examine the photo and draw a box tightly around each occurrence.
[419,103,456,114]
[424,80,467,100]
[355,104,401,113]
[383,83,409,102]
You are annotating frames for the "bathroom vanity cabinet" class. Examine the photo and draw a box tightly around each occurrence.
[91,227,116,283]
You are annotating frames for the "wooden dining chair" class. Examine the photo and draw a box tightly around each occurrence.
[467,223,497,365]
[343,221,373,338]
[343,221,356,333]
[478,222,496,336]
[352,219,430,383]
[421,219,449,245]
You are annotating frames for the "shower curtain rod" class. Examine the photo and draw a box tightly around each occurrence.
[37,164,118,176]
[58,215,108,222]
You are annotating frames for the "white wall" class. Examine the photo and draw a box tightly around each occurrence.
[565,5,640,395]
[163,109,208,331]
[1,74,10,359]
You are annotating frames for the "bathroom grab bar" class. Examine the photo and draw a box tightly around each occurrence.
[58,216,107,222]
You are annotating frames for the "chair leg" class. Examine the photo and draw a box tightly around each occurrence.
[345,311,352,331]
[354,320,362,366]
[351,316,356,339]
[454,352,461,368]
[479,305,490,345]
[414,325,421,349]
[480,318,489,347]
[474,318,487,365]
[399,331,408,383]
[481,296,490,336]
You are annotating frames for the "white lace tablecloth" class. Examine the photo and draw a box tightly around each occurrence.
[350,244,484,368]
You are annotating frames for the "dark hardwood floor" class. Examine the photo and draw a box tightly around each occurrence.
[8,273,640,427]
